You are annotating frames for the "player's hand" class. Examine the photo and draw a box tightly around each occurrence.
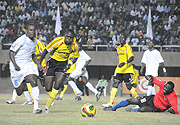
[38,65,45,73]
[167,107,175,114]
[118,62,125,68]
[2,63,7,71]
[64,64,71,72]
[145,75,153,82]
[15,64,20,71]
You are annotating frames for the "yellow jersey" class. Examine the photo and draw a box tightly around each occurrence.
[132,68,139,84]
[46,37,79,61]
[34,38,46,67]
[115,43,134,73]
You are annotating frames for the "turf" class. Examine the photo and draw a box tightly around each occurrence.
[0,94,179,125]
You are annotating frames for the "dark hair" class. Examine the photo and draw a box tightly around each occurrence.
[121,33,127,40]
[166,81,174,90]
[25,20,36,29]
[65,29,75,36]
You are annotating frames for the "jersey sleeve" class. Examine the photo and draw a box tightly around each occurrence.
[156,51,164,63]
[46,37,63,53]
[169,93,179,114]
[127,45,134,59]
[152,76,165,88]
[10,37,24,52]
[141,51,147,64]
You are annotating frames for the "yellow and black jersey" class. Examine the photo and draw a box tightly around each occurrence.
[115,43,134,73]
[46,37,79,62]
[132,68,139,84]
[34,38,46,67]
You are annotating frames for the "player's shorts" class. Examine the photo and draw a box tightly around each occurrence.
[46,58,67,76]
[10,61,39,88]
[137,95,162,112]
[114,73,133,83]
[70,68,88,79]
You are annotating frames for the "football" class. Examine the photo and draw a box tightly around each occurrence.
[81,103,96,117]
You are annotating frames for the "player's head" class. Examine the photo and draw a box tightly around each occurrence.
[26,21,36,40]
[65,29,75,45]
[163,81,174,95]
[120,33,127,45]
[148,39,154,50]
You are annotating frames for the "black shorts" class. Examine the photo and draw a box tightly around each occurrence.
[114,73,133,83]
[46,58,68,76]
[137,95,162,112]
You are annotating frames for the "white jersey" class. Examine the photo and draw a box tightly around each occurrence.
[9,34,38,88]
[70,49,91,79]
[141,49,164,77]
[75,49,91,69]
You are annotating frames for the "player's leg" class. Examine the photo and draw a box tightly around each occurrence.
[22,84,33,105]
[124,74,138,98]
[103,74,121,107]
[6,89,17,104]
[68,69,82,96]
[45,73,66,111]
[26,74,42,114]
[81,74,101,101]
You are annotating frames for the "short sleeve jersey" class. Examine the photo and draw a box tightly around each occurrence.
[35,38,46,67]
[9,34,36,67]
[46,36,79,61]
[115,43,134,73]
[141,49,164,77]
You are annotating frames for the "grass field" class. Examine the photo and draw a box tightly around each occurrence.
[0,94,179,125]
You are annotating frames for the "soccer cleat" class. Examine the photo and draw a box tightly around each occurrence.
[125,108,135,112]
[33,108,42,114]
[22,100,34,105]
[77,92,83,96]
[95,92,101,101]
[102,103,112,107]
[75,96,81,101]
[103,106,113,111]
[44,108,50,113]
[6,99,15,104]
[55,97,60,100]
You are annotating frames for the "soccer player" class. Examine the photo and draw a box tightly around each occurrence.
[9,21,44,114]
[140,40,167,96]
[103,75,179,114]
[103,34,138,108]
[67,42,101,101]
[40,29,80,113]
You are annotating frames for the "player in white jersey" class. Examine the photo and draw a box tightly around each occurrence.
[140,40,167,96]
[68,42,101,101]
[9,22,44,114]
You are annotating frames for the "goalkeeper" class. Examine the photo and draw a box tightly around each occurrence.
[103,75,178,114]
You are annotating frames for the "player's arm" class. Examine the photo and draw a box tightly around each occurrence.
[40,49,48,64]
[32,54,44,72]
[159,62,167,76]
[9,50,20,71]
[140,63,145,75]
[118,56,134,68]
[2,60,10,71]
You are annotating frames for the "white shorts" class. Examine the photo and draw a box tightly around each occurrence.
[70,68,89,80]
[10,61,39,88]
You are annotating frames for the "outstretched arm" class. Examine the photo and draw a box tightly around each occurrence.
[118,56,134,68]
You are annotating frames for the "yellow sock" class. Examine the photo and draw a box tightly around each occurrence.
[60,85,68,96]
[47,91,51,97]
[110,87,118,105]
[45,88,59,109]
[130,87,138,97]
[73,89,77,95]
[26,83,33,100]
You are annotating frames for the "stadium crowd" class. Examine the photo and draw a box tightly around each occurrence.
[0,0,180,50]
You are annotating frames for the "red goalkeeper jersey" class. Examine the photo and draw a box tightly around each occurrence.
[152,76,178,114]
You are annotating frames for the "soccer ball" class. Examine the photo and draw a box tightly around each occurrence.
[81,103,96,117]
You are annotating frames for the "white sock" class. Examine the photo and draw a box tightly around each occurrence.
[68,81,82,94]
[23,91,31,101]
[147,86,152,96]
[12,89,17,101]
[32,86,39,110]
[86,82,98,94]
[151,87,156,95]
